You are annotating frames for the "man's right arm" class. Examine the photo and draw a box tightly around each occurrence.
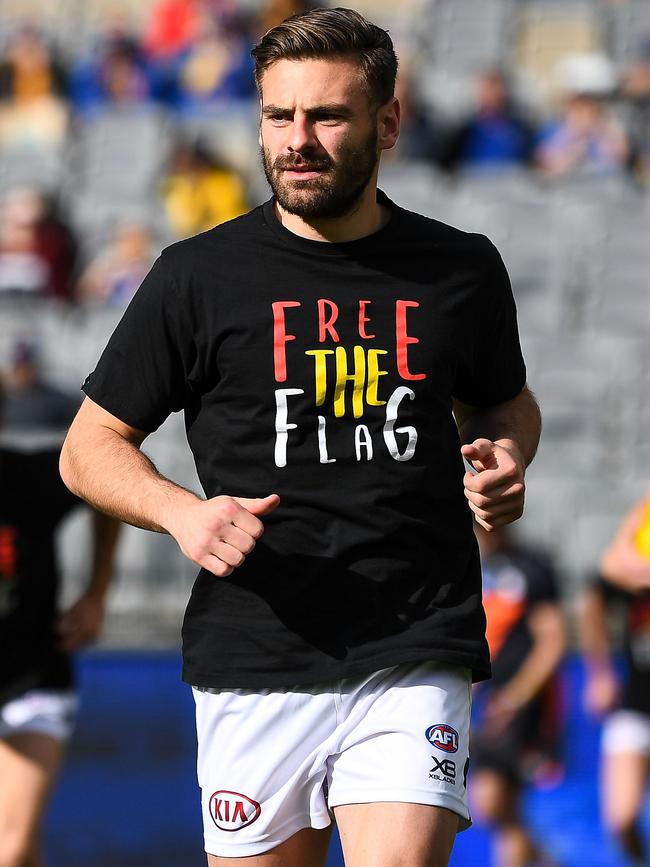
[60,397,279,577]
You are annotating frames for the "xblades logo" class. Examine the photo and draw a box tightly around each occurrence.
[429,757,456,785]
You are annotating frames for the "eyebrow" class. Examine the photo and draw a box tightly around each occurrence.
[262,103,354,118]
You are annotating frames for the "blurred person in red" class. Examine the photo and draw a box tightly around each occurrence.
[439,69,537,174]
[0,26,68,153]
[76,222,155,306]
[580,495,650,866]
[0,188,77,301]
[162,139,248,238]
[471,522,566,867]
[0,380,121,867]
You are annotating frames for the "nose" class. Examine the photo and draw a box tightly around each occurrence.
[287,114,319,153]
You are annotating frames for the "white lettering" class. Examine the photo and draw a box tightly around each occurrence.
[383,387,417,461]
[274,388,304,467]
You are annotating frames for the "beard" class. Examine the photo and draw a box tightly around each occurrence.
[261,127,379,220]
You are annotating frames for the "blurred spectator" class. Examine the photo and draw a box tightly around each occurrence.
[536,53,628,178]
[0,188,77,300]
[580,495,650,865]
[76,223,155,305]
[471,523,566,867]
[258,0,315,35]
[0,27,68,152]
[143,0,204,61]
[3,340,80,433]
[69,34,153,118]
[439,69,537,174]
[170,9,257,111]
[388,73,444,165]
[162,140,248,237]
[619,37,650,185]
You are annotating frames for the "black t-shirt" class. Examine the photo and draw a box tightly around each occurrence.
[0,448,79,704]
[481,545,559,687]
[83,191,527,689]
[596,578,650,716]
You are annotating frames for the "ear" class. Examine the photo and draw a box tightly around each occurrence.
[377,96,400,151]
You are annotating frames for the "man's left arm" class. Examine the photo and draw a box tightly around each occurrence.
[454,384,541,531]
[57,510,121,653]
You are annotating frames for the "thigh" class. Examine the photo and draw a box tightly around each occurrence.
[328,663,472,831]
[335,802,458,867]
[0,732,64,857]
[470,768,519,825]
[207,826,332,866]
[602,751,649,829]
[601,710,650,828]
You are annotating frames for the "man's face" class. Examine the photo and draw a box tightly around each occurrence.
[259,57,384,219]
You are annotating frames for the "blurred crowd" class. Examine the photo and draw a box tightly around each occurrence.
[0,0,650,307]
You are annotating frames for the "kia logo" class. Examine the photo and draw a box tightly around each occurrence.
[425,724,459,753]
[209,790,261,831]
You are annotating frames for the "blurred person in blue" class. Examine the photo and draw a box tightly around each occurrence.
[168,7,257,112]
[75,222,155,306]
[3,340,80,436]
[580,496,650,866]
[471,522,566,867]
[0,380,120,867]
[69,33,153,118]
[535,54,629,178]
[439,69,537,174]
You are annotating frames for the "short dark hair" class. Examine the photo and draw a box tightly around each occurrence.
[251,7,398,108]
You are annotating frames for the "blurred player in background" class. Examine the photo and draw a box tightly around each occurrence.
[0,380,120,867]
[59,8,541,866]
[471,523,566,867]
[580,495,650,866]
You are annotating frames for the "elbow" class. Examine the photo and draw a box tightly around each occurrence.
[59,435,79,495]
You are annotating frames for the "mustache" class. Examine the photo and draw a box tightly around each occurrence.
[273,154,333,172]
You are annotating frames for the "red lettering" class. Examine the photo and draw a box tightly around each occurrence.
[318,299,340,343]
[214,799,223,821]
[0,526,16,578]
[233,801,248,823]
[224,799,230,822]
[272,301,301,383]
[396,300,426,381]
[358,300,375,339]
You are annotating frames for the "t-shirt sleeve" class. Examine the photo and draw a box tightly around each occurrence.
[8,450,80,526]
[525,551,560,607]
[82,254,198,432]
[453,237,527,407]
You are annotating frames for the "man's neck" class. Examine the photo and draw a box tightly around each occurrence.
[274,183,388,243]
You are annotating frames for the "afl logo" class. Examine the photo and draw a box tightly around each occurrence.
[209,790,261,831]
[425,724,459,753]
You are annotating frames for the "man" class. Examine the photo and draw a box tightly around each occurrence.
[580,496,650,866]
[0,381,120,867]
[471,523,566,867]
[59,8,541,866]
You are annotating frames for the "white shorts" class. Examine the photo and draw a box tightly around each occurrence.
[0,690,79,742]
[193,660,472,858]
[602,709,650,757]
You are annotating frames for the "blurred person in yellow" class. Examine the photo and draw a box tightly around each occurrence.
[0,26,68,153]
[0,382,121,867]
[471,522,566,867]
[162,141,248,239]
[580,495,650,866]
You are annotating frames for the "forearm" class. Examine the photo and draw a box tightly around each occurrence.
[84,511,121,599]
[503,641,564,706]
[456,386,541,468]
[60,424,200,535]
[579,587,613,666]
